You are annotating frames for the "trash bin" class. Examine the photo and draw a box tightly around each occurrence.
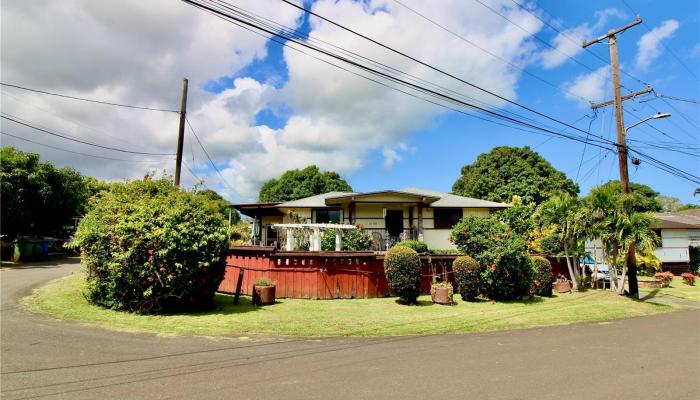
[16,240,36,262]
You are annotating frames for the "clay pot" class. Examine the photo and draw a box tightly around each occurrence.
[253,285,276,305]
[431,287,452,305]
[553,281,572,293]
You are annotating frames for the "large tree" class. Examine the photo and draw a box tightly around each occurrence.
[452,146,578,205]
[597,180,662,213]
[196,189,240,223]
[258,165,352,202]
[1,146,91,238]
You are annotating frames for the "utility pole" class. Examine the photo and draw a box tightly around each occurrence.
[583,16,643,297]
[174,78,189,187]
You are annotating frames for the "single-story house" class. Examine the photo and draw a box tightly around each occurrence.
[652,209,700,273]
[231,188,510,250]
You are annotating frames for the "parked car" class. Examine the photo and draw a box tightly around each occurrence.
[580,255,610,282]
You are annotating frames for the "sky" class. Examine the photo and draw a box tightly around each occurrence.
[1,0,698,204]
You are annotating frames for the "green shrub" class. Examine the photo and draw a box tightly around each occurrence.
[451,216,534,301]
[383,245,422,304]
[453,255,481,301]
[68,178,229,313]
[321,227,372,251]
[255,277,273,286]
[394,240,428,253]
[428,249,461,255]
[531,256,553,297]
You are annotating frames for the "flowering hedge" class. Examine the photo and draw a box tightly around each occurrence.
[451,216,534,300]
[69,178,229,313]
[531,256,553,297]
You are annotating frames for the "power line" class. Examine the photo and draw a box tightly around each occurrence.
[655,94,700,105]
[184,117,236,192]
[0,113,176,156]
[185,0,699,184]
[0,131,171,163]
[391,0,593,103]
[187,0,617,151]
[620,0,700,83]
[274,0,616,142]
[0,82,180,113]
[1,89,152,149]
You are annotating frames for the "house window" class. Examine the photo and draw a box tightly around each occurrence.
[313,209,343,224]
[434,208,463,229]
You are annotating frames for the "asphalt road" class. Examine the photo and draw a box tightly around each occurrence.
[2,259,699,400]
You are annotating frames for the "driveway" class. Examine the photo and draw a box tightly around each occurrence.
[2,259,699,400]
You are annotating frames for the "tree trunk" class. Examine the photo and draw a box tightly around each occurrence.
[626,242,639,298]
[564,246,579,290]
[609,245,619,292]
[593,241,599,289]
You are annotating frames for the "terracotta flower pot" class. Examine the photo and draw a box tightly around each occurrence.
[431,287,452,305]
[253,285,276,305]
[553,281,572,293]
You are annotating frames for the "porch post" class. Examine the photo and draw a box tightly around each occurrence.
[313,228,321,251]
[286,228,294,251]
[335,231,342,251]
[349,202,356,225]
[417,205,424,242]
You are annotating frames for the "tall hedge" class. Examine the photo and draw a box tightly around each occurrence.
[451,216,535,300]
[383,246,422,304]
[69,178,229,313]
[453,255,481,301]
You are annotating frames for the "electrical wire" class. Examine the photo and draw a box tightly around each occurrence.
[184,117,236,192]
[0,82,180,113]
[184,0,699,184]
[620,0,700,83]
[0,113,176,156]
[0,131,171,163]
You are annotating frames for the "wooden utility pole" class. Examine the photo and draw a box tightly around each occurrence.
[583,16,643,297]
[174,78,189,187]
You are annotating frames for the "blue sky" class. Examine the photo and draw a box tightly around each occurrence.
[2,0,698,204]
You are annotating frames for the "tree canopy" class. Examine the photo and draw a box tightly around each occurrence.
[196,189,239,223]
[1,146,90,238]
[594,180,662,213]
[258,165,352,202]
[452,146,578,205]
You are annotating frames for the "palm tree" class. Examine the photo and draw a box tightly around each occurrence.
[586,185,659,296]
[536,193,582,290]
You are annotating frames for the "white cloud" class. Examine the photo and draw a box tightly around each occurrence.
[1,0,547,201]
[562,66,609,106]
[541,8,626,69]
[635,19,679,71]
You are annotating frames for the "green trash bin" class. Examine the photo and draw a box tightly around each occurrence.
[15,241,36,262]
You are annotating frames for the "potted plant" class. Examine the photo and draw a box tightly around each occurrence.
[552,274,572,294]
[430,280,454,305]
[252,277,276,305]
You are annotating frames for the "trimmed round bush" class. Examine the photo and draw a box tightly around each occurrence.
[394,240,428,253]
[531,256,553,297]
[383,245,422,304]
[453,255,481,301]
[69,178,229,313]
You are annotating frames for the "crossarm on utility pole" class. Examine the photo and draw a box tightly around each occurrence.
[582,16,642,48]
[591,87,653,110]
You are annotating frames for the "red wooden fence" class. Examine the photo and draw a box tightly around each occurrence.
[219,246,458,299]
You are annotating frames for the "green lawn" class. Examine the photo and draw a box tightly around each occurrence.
[23,272,680,337]
[643,277,700,302]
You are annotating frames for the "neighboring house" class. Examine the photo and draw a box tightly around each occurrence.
[231,188,510,250]
[652,209,700,274]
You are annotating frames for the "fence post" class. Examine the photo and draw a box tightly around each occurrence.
[233,268,245,305]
